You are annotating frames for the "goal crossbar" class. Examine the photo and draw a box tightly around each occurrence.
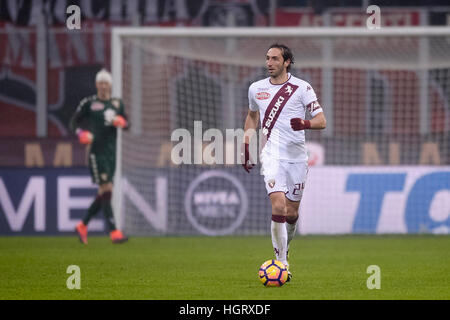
[111,26,450,97]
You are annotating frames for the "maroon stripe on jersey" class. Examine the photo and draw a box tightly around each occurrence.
[261,82,299,139]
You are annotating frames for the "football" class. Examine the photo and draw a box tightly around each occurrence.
[258,259,288,287]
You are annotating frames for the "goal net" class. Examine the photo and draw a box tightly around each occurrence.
[112,27,450,236]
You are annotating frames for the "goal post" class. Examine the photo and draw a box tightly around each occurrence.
[111,27,450,235]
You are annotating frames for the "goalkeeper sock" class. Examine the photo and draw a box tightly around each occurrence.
[82,195,102,226]
[271,215,288,266]
[100,191,117,231]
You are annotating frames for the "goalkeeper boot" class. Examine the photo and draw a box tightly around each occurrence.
[75,222,88,244]
[110,230,128,244]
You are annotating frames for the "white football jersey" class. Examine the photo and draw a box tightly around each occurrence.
[248,74,323,162]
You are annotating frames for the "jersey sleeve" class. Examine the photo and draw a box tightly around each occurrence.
[248,84,259,112]
[301,83,323,117]
[69,97,90,134]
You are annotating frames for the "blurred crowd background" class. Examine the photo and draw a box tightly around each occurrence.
[1,0,449,167]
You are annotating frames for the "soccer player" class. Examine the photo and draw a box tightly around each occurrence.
[70,69,129,244]
[242,44,326,281]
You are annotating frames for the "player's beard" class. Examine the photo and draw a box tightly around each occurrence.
[268,65,285,80]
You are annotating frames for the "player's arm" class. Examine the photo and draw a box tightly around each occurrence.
[290,100,326,131]
[309,110,326,129]
[241,85,260,173]
[70,98,93,145]
[241,109,259,173]
[69,99,87,133]
[243,110,259,143]
[112,99,130,130]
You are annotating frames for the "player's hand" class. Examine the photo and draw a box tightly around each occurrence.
[77,130,93,145]
[241,143,255,173]
[113,115,127,128]
[290,118,311,131]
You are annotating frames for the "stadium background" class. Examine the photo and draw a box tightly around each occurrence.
[0,0,449,236]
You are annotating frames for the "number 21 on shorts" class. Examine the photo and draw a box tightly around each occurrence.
[293,182,305,195]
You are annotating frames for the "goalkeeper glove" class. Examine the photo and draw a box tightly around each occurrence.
[241,143,255,173]
[77,129,93,145]
[113,115,127,128]
[290,118,311,131]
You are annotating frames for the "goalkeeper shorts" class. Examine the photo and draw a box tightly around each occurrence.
[88,153,115,185]
[260,152,309,202]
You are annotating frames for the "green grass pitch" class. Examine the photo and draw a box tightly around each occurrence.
[0,235,449,300]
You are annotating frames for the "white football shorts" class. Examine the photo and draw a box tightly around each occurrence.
[260,152,309,202]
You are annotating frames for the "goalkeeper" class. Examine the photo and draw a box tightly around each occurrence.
[70,69,129,244]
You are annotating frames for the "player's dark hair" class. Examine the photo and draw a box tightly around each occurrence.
[268,43,295,72]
